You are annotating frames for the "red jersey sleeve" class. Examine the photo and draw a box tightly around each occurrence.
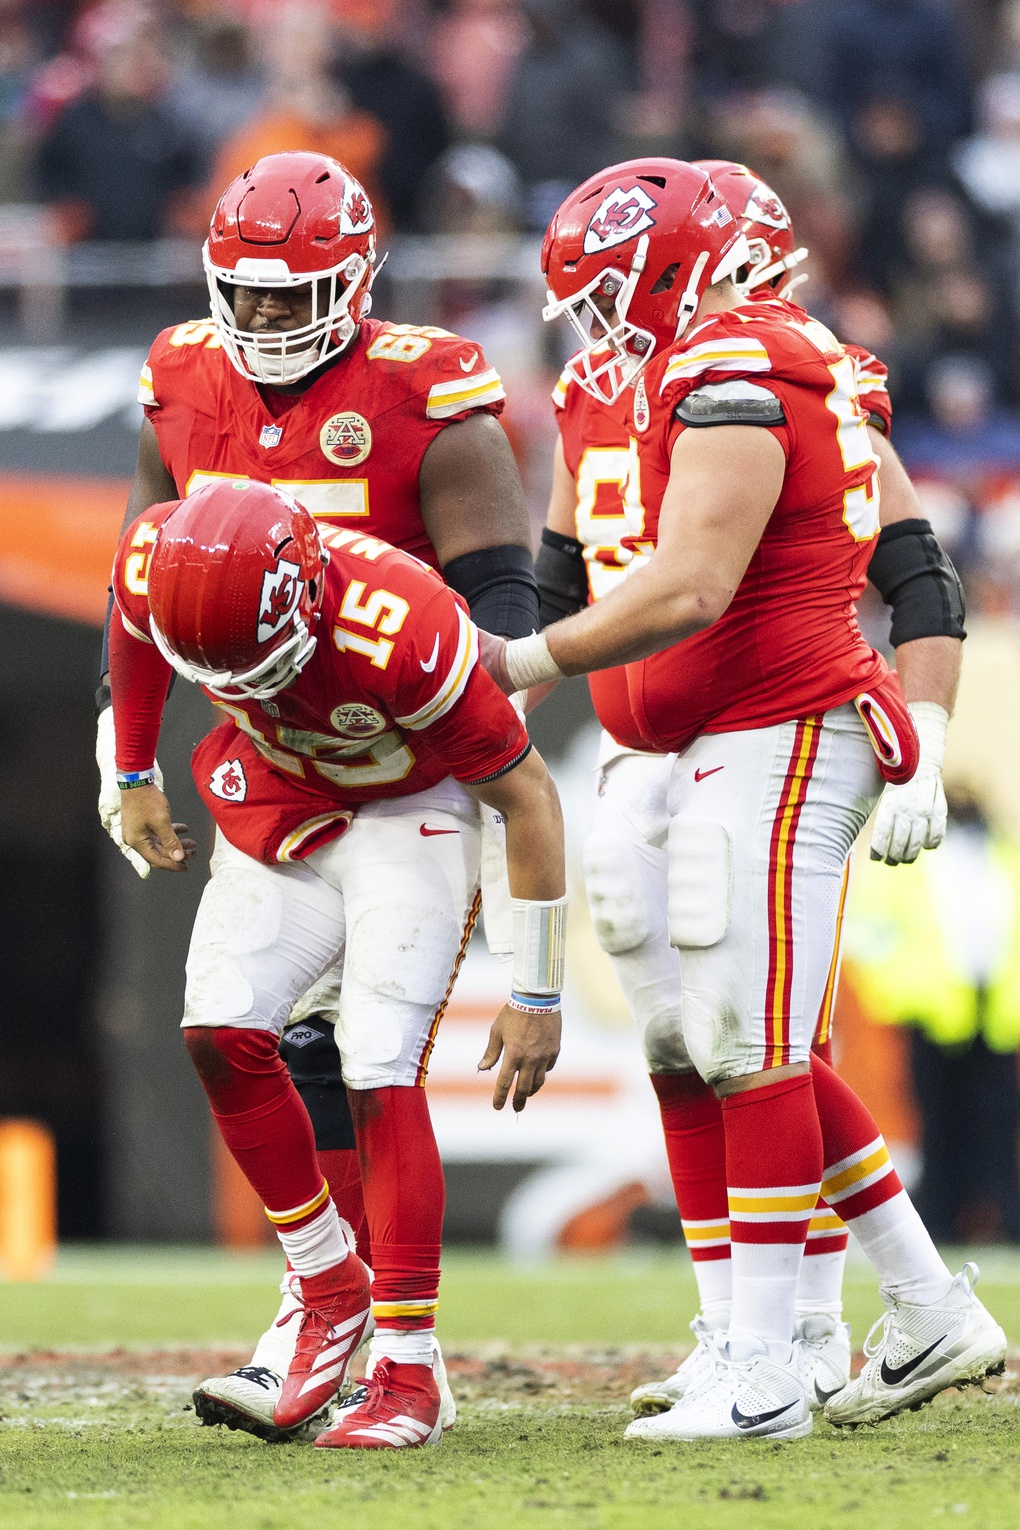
[362,324,505,424]
[109,510,175,772]
[845,344,892,435]
[137,319,222,418]
[656,322,795,461]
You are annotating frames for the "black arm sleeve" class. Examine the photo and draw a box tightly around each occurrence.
[535,527,588,628]
[442,543,539,638]
[867,518,966,647]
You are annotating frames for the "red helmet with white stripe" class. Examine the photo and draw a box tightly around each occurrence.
[693,160,807,300]
[541,158,750,404]
[146,480,328,701]
[205,150,377,386]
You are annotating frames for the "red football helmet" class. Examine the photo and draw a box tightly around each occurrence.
[541,158,751,403]
[693,160,808,300]
[204,150,377,386]
[147,480,328,700]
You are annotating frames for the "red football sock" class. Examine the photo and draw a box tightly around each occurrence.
[350,1085,444,1331]
[184,1027,325,1226]
[722,1072,823,1343]
[317,1147,370,1265]
[650,1072,731,1323]
[810,1054,903,1218]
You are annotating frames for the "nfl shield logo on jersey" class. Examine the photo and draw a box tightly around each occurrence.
[209,758,247,802]
[256,559,302,642]
[319,411,372,466]
[583,185,657,255]
[259,423,283,449]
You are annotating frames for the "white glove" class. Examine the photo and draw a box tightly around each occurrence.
[869,701,948,865]
[96,705,163,879]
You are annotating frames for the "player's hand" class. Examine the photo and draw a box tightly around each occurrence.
[478,1004,560,1113]
[96,707,165,879]
[477,629,513,694]
[870,772,947,864]
[119,783,196,874]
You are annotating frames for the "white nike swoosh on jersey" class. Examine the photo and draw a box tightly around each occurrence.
[420,634,441,672]
[459,354,478,372]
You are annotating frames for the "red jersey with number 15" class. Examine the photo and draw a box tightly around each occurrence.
[110,514,529,865]
[138,317,506,569]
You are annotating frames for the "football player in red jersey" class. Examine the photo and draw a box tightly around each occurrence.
[491,162,1005,1439]
[110,479,565,1450]
[94,151,540,1437]
[535,158,966,1421]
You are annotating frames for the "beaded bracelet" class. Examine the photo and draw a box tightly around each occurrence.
[507,991,562,1015]
[116,768,157,789]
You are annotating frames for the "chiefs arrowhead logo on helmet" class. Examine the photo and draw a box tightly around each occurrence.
[744,183,790,232]
[340,183,373,236]
[257,559,303,644]
[583,185,657,255]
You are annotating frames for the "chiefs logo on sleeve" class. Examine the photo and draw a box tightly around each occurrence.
[209,758,248,802]
[257,560,302,643]
[583,185,658,254]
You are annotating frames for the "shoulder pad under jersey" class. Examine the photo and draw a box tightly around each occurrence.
[674,380,786,428]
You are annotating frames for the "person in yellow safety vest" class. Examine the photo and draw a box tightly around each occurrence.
[843,783,1020,1243]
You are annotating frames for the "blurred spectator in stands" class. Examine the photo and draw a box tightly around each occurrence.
[895,355,1020,475]
[498,0,621,231]
[954,73,1020,234]
[171,13,264,173]
[333,0,449,233]
[202,3,389,234]
[0,0,38,201]
[422,142,522,234]
[429,0,528,139]
[36,4,202,242]
[843,783,1020,1243]
[824,0,972,162]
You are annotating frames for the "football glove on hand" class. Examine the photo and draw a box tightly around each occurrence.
[870,701,949,865]
[96,705,164,880]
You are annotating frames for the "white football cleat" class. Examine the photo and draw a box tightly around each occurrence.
[792,1313,852,1411]
[625,1334,812,1442]
[825,1263,1007,1427]
[629,1316,718,1415]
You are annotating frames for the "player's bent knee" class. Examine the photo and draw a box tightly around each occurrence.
[679,987,748,1085]
[581,833,650,954]
[346,902,461,1006]
[640,1007,695,1074]
[667,818,732,949]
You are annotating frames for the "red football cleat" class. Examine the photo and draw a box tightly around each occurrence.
[272,1254,372,1429]
[314,1357,443,1449]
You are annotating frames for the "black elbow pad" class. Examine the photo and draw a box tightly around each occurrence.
[867,518,966,646]
[535,526,589,628]
[442,543,539,639]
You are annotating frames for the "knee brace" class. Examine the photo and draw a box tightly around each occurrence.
[280,1015,355,1151]
[582,832,651,955]
[667,817,732,949]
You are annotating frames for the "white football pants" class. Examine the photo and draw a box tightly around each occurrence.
[182,778,481,1089]
[582,740,693,1074]
[665,704,879,1083]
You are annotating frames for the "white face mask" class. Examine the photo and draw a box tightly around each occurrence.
[149,615,318,701]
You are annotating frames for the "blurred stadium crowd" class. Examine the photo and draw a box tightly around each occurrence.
[0,0,1019,612]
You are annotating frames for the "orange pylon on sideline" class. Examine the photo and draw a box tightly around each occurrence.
[0,1119,57,1281]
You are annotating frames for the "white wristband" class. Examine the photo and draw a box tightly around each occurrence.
[504,632,564,692]
[511,895,568,996]
[907,701,948,774]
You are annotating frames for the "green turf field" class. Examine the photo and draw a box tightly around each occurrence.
[1,1245,1019,1530]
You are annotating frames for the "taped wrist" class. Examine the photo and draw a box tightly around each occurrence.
[442,543,539,639]
[504,631,564,691]
[536,527,588,627]
[868,519,966,646]
[511,895,568,995]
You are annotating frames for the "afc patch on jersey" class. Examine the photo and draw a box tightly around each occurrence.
[329,702,388,739]
[320,410,372,467]
[209,758,248,802]
[583,184,657,255]
[257,559,302,642]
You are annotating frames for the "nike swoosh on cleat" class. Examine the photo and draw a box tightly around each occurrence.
[879,1334,949,1386]
[730,1399,798,1430]
[694,766,724,782]
[420,825,459,837]
[420,634,440,672]
[815,1379,843,1406]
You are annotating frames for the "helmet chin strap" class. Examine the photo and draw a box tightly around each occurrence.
[673,250,710,340]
